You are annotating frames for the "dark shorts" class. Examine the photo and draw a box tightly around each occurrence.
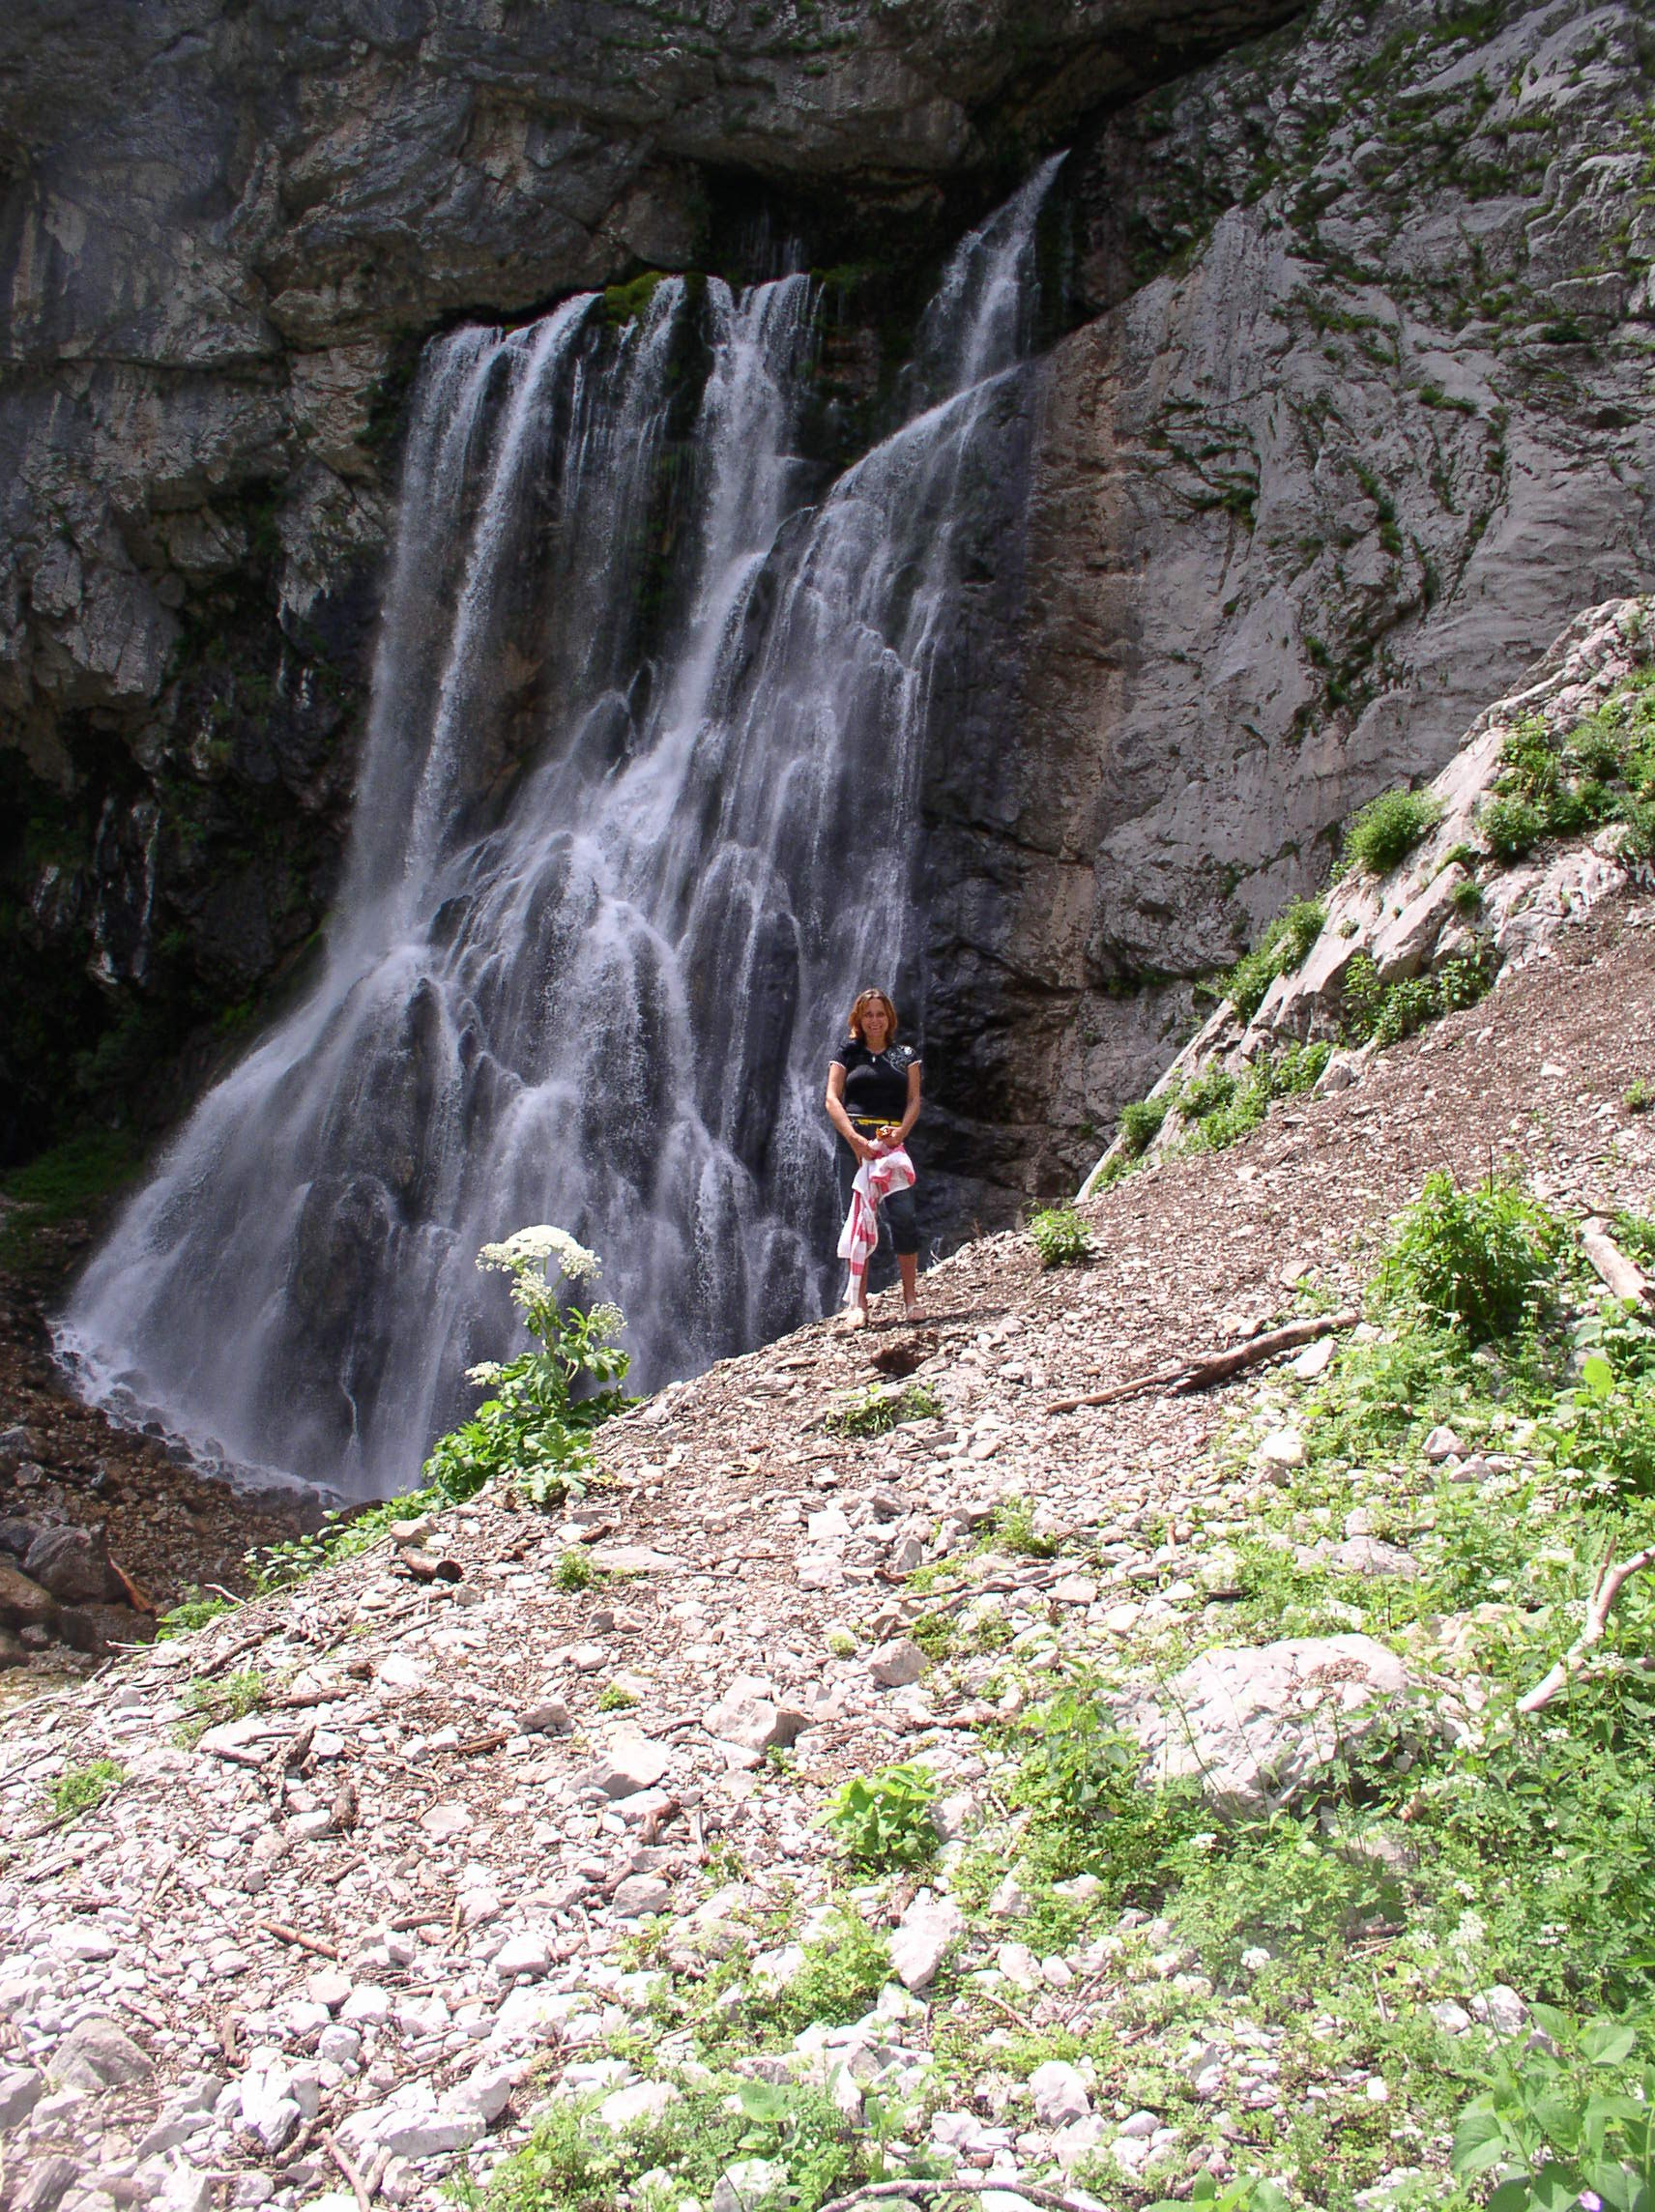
[837,1141,920,1257]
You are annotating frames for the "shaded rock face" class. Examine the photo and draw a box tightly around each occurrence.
[0,0,1302,1154]
[947,0,1655,1200]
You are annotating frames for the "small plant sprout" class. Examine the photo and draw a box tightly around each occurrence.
[556,1546,596,1591]
[1030,1204,1093,1267]
[597,1681,639,1712]
[825,1762,941,1868]
[1626,1077,1651,1114]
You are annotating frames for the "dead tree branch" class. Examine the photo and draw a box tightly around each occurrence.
[1518,1546,1655,1714]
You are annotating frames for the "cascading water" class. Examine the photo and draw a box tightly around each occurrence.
[61,160,1061,1498]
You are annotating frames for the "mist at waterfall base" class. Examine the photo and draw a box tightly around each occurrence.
[60,163,1060,1501]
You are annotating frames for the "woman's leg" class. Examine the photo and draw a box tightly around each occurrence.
[883,1185,924,1318]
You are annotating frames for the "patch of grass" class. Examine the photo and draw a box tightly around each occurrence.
[988,1496,1060,1558]
[597,1681,639,1712]
[744,1912,896,2039]
[484,2068,929,2212]
[247,1488,442,1594]
[1339,788,1445,877]
[175,1669,268,1746]
[1626,1078,1651,1115]
[156,1587,239,1639]
[825,1383,942,1438]
[0,1130,146,1271]
[1030,1204,1093,1267]
[1176,1043,1331,1154]
[47,1758,124,1822]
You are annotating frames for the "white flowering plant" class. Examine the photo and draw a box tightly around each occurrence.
[423,1225,631,1509]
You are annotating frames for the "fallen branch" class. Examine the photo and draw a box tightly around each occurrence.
[1579,1216,1652,1307]
[1518,1546,1655,1714]
[196,1629,268,1678]
[324,2129,375,2212]
[256,1919,340,1960]
[818,2182,1096,2212]
[1170,1308,1360,1394]
[1047,1309,1358,1414]
[448,1729,511,1759]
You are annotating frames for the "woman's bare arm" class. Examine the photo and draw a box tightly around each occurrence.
[826,1062,873,1159]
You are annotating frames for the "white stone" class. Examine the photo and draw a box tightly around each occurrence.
[1134,1633,1411,1814]
[1258,1428,1306,1469]
[1471,1985,1528,2035]
[376,1653,428,1690]
[987,1876,1029,1919]
[866,1638,926,1688]
[340,1984,392,2025]
[889,1896,961,1991]
[1423,1427,1464,1464]
[420,1799,473,1840]
[599,2081,679,2129]
[1030,2059,1091,2127]
[713,2159,786,2212]
[580,1733,671,1797]
[240,2072,301,2153]
[493,1933,553,1981]
[613,1875,673,1918]
[1292,1336,1336,1380]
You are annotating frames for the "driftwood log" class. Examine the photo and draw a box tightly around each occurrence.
[1579,1216,1652,1306]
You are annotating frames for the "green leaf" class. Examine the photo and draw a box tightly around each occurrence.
[1454,2104,1517,2176]
[1582,1353,1616,1399]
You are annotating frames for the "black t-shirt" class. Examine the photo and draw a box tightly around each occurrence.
[831,1038,920,1125]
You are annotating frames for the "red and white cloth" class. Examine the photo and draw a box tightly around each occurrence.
[837,1144,915,1304]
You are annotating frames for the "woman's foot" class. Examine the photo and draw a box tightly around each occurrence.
[843,1304,869,1331]
[905,1300,927,1324]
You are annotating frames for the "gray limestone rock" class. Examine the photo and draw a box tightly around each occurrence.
[46,2018,153,2094]
[1133,1633,1413,1815]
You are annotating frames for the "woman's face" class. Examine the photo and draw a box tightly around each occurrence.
[860,1001,891,1050]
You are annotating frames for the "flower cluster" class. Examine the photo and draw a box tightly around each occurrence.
[478,1226,601,1281]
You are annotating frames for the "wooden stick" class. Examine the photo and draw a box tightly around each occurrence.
[324,2129,375,2212]
[818,2181,1097,2212]
[256,1919,340,1960]
[197,1629,267,1677]
[1579,1217,1651,1306]
[1047,1309,1357,1414]
[1169,1309,1359,1394]
[1518,1546,1655,1713]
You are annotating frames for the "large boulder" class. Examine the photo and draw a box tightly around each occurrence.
[23,1526,124,1606]
[0,1561,56,1632]
[1132,1633,1412,1817]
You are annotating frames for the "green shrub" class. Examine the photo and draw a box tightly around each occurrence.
[1224,896,1327,1021]
[157,1587,239,1639]
[1340,788,1445,876]
[1379,1171,1561,1343]
[1030,1204,1093,1267]
[1147,2179,1292,2212]
[1480,791,1547,861]
[1180,1064,1238,1121]
[485,2068,918,2212]
[1450,2008,1655,2212]
[247,1486,442,1594]
[990,1496,1060,1558]
[1340,945,1497,1048]
[825,1763,940,1868]
[1449,874,1483,916]
[48,1759,124,1822]
[597,1681,638,1712]
[1626,1079,1651,1115]
[1118,1087,1176,1157]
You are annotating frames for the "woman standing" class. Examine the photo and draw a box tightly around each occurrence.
[826,989,924,1327]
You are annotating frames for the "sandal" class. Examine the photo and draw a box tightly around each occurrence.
[905,1301,928,1324]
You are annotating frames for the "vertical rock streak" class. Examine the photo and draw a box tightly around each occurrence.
[60,166,1058,1498]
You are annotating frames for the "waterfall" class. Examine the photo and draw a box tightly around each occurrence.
[60,159,1061,1499]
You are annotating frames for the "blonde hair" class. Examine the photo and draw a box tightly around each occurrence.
[848,989,899,1045]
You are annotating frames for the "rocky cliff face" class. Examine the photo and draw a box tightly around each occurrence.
[0,0,1294,1156]
[934,0,1655,1198]
[1,0,1651,1207]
